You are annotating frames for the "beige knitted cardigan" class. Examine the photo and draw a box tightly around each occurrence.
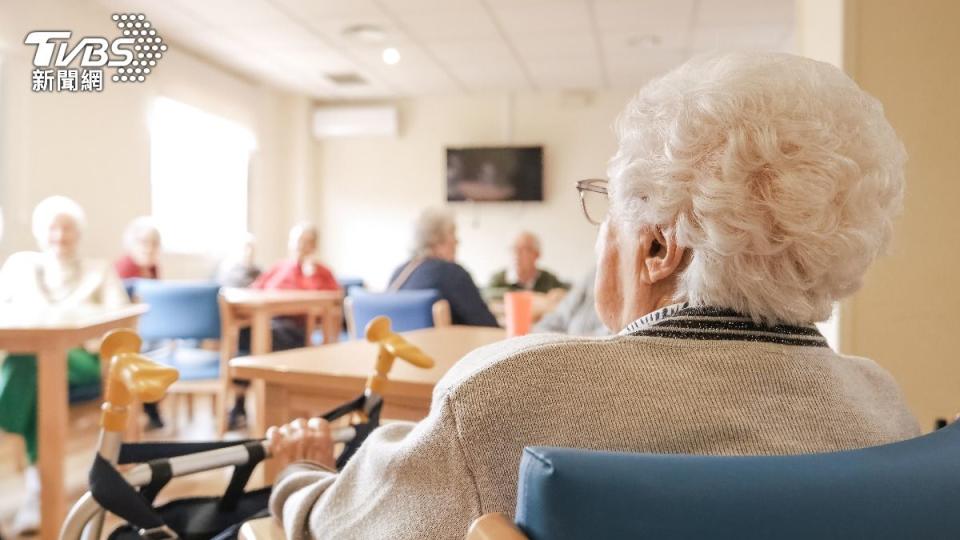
[270,306,919,539]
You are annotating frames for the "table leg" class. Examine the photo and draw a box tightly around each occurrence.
[262,383,289,484]
[251,312,272,356]
[251,378,267,438]
[322,305,343,344]
[37,345,68,540]
[248,312,272,437]
[218,318,238,437]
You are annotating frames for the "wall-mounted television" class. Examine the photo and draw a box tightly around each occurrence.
[446,146,543,202]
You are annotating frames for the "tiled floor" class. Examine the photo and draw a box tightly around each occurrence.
[0,396,266,539]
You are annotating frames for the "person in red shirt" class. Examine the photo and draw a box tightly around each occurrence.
[251,222,338,291]
[230,222,340,428]
[114,217,161,279]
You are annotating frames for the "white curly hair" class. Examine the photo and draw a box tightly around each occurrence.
[608,52,907,324]
[122,216,161,251]
[32,195,87,248]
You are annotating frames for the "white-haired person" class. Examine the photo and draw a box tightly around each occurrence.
[229,223,340,429]
[386,208,498,326]
[489,231,567,294]
[0,196,128,534]
[114,216,161,280]
[263,53,919,539]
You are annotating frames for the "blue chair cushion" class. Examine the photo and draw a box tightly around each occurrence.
[148,347,220,382]
[516,422,960,540]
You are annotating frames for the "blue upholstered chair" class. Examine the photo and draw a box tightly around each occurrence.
[131,280,228,434]
[468,422,960,540]
[343,289,451,339]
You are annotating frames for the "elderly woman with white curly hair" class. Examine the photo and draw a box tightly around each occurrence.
[265,52,919,539]
[0,195,128,534]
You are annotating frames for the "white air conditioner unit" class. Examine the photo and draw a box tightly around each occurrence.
[312,105,398,138]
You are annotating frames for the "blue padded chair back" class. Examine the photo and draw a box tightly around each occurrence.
[132,280,222,341]
[516,422,960,540]
[348,289,440,335]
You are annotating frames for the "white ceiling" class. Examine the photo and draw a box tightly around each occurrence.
[97,0,795,99]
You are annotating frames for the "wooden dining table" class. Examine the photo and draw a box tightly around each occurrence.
[0,304,148,540]
[219,288,345,355]
[230,324,506,481]
[219,288,345,435]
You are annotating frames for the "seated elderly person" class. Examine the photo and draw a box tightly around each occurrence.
[230,222,341,429]
[489,231,567,294]
[387,208,498,327]
[532,266,608,336]
[265,52,918,539]
[216,232,262,288]
[114,216,162,280]
[0,196,128,535]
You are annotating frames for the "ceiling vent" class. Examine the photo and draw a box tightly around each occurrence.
[326,72,368,86]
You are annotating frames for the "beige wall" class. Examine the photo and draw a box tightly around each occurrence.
[834,0,960,428]
[0,0,310,277]
[315,90,633,289]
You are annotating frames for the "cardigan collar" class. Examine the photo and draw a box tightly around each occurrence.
[620,303,830,348]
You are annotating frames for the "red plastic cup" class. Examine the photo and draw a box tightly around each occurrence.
[504,291,534,337]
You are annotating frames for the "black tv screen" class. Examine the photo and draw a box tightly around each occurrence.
[446,146,543,202]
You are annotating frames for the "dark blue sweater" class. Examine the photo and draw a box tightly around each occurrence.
[389,258,499,327]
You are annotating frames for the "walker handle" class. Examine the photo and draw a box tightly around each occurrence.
[363,316,435,396]
[100,329,179,432]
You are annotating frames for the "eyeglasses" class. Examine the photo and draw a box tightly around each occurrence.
[576,178,609,225]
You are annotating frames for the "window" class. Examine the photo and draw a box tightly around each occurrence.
[149,97,255,254]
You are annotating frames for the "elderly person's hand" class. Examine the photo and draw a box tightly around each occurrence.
[266,417,336,470]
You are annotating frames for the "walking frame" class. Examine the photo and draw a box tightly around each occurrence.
[60,315,433,540]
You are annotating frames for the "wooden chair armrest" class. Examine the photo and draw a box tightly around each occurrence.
[432,299,452,327]
[239,517,286,540]
[466,512,528,540]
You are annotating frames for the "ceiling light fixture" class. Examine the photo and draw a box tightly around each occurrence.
[382,47,401,65]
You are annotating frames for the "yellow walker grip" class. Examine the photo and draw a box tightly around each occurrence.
[99,329,179,432]
[363,316,435,396]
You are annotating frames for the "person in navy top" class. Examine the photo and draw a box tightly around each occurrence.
[388,208,498,327]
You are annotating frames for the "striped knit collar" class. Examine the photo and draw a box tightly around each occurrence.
[619,303,830,348]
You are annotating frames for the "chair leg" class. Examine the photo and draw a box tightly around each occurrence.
[216,388,228,438]
[169,394,180,434]
[185,394,195,422]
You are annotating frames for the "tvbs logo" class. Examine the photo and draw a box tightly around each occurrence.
[25,13,166,92]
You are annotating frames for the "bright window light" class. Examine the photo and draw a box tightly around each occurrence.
[816,303,841,351]
[149,97,255,254]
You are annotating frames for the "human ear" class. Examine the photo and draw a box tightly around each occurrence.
[644,227,685,283]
